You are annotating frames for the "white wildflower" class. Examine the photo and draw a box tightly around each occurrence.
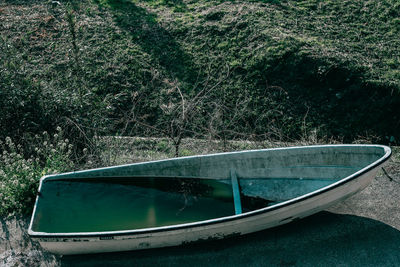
[5,136,12,144]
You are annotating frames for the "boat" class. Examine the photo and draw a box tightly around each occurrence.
[28,144,391,255]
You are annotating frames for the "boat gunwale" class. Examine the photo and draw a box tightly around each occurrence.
[28,144,392,238]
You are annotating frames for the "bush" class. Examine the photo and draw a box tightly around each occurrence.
[0,128,75,216]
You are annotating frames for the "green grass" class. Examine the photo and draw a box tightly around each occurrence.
[1,0,399,145]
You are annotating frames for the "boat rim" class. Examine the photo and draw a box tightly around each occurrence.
[28,144,392,238]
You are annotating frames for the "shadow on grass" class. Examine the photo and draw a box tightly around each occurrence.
[142,0,188,11]
[60,211,400,266]
[98,0,199,87]
[246,46,400,142]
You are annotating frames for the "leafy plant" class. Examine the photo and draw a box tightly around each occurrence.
[0,128,75,216]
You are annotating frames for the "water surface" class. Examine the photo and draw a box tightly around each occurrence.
[32,177,235,233]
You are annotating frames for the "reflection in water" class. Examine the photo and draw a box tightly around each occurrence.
[31,176,337,233]
[32,177,236,233]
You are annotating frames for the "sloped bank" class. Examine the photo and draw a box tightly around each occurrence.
[1,0,399,145]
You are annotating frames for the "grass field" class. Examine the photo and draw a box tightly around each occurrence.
[1,0,399,144]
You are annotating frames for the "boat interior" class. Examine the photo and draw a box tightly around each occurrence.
[30,145,388,233]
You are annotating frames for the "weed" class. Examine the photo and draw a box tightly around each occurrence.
[0,128,75,216]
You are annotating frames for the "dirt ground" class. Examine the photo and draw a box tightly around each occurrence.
[1,148,399,267]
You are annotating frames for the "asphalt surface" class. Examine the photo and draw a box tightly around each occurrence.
[1,155,399,266]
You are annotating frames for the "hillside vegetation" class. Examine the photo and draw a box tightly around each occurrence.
[1,0,399,146]
[1,0,400,215]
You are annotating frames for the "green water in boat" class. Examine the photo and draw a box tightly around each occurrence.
[31,175,341,233]
[31,177,237,233]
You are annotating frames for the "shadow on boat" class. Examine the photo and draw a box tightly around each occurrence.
[60,211,400,266]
